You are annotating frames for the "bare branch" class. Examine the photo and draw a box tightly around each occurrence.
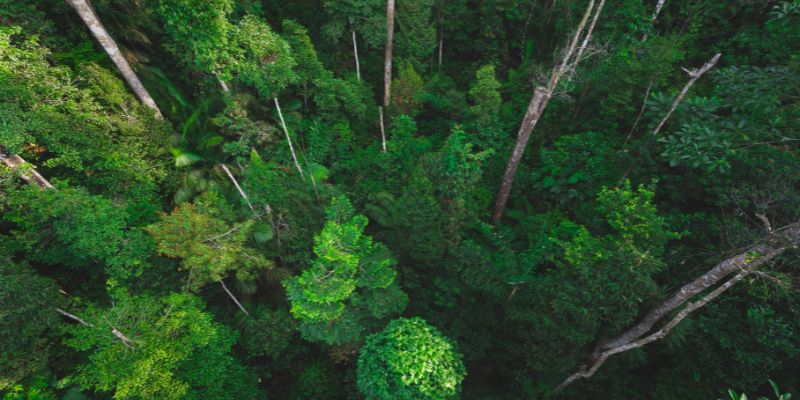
[652,53,721,136]
[274,97,305,179]
[221,164,258,217]
[220,279,250,316]
[554,220,800,392]
[56,308,93,326]
[0,149,55,189]
[555,270,750,393]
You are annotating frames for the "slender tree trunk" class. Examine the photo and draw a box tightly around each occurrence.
[383,0,396,107]
[220,164,257,216]
[351,28,361,81]
[379,106,387,152]
[65,0,162,118]
[0,149,55,189]
[220,279,250,316]
[492,0,605,223]
[273,97,305,179]
[652,53,721,136]
[555,220,800,392]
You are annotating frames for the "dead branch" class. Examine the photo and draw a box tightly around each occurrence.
[220,279,250,316]
[652,53,721,136]
[0,149,55,189]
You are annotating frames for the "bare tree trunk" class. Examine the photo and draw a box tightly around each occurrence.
[555,220,800,392]
[383,0,396,107]
[273,97,305,179]
[379,106,387,152]
[555,270,750,393]
[352,28,362,81]
[0,149,55,189]
[652,53,720,136]
[220,279,250,316]
[492,0,605,223]
[220,164,257,216]
[642,0,667,40]
[66,0,162,118]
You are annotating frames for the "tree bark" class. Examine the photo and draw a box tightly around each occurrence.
[379,106,387,152]
[555,220,800,392]
[220,164,257,216]
[66,0,162,118]
[0,149,55,189]
[220,279,250,316]
[492,0,605,223]
[273,97,305,179]
[383,0,396,107]
[652,53,721,136]
[352,28,362,81]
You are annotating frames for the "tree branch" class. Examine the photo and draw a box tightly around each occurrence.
[652,53,721,136]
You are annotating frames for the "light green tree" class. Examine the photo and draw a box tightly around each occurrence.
[357,317,466,400]
[284,196,407,345]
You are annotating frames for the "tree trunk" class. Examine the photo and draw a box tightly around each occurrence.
[65,0,162,118]
[220,279,250,316]
[379,106,387,152]
[492,0,605,223]
[555,220,800,392]
[273,97,305,179]
[0,148,55,189]
[491,87,549,222]
[352,28,362,81]
[383,0,396,107]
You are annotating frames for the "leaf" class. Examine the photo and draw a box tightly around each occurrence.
[252,221,273,244]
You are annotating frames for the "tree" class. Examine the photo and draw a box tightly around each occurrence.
[357,317,466,400]
[146,191,272,313]
[151,0,234,83]
[63,291,261,399]
[66,0,162,117]
[468,65,502,126]
[284,196,407,345]
[492,0,606,222]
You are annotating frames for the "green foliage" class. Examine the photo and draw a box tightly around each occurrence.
[391,63,425,117]
[152,0,234,77]
[230,15,297,98]
[4,187,154,283]
[0,260,62,390]
[146,191,272,290]
[284,196,407,345]
[395,0,437,71]
[357,317,466,400]
[468,65,502,126]
[63,291,260,399]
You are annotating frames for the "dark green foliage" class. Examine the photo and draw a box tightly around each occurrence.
[1,1,799,399]
[0,260,62,390]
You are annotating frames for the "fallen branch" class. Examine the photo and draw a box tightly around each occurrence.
[554,220,800,392]
[221,163,258,216]
[555,270,750,393]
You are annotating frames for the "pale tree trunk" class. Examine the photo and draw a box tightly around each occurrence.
[652,53,721,136]
[352,28,362,81]
[0,149,55,189]
[492,0,605,223]
[220,164,257,216]
[642,0,667,40]
[273,97,305,179]
[383,0,396,107]
[220,279,250,316]
[555,220,800,392]
[66,0,162,118]
[379,106,387,152]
